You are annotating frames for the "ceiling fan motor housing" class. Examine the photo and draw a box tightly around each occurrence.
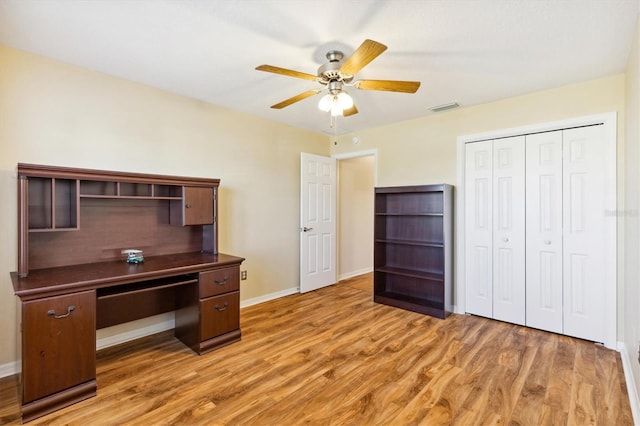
[318,50,353,84]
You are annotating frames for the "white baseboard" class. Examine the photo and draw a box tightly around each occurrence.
[94,288,300,350]
[97,318,175,350]
[618,341,640,425]
[94,289,301,350]
[338,267,373,282]
[240,287,299,308]
[0,289,299,378]
[0,361,19,379]
[0,286,320,379]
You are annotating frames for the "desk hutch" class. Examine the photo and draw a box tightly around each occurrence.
[10,163,244,422]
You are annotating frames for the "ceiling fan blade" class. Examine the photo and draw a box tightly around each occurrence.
[271,90,322,109]
[356,79,421,93]
[256,64,318,81]
[340,39,388,76]
[343,104,358,117]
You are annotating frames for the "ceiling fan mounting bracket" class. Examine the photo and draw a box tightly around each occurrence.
[325,50,344,62]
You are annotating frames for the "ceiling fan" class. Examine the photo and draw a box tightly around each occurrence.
[256,39,421,117]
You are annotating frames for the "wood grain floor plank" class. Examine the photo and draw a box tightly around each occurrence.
[539,403,569,426]
[0,274,633,425]
[543,335,577,415]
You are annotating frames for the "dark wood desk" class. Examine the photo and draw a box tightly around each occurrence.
[12,252,244,423]
[11,164,244,423]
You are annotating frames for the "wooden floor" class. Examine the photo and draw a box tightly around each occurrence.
[0,273,633,425]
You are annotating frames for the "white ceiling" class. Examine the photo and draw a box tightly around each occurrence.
[0,0,638,136]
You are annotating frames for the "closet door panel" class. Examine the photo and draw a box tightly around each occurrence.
[562,125,606,343]
[465,141,493,318]
[492,136,526,325]
[526,131,563,333]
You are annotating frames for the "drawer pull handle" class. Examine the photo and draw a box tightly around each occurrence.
[214,276,229,285]
[214,302,228,312]
[47,305,75,319]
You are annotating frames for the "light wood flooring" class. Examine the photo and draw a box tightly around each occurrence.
[0,273,633,425]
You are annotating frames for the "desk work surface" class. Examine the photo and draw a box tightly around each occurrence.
[12,252,245,299]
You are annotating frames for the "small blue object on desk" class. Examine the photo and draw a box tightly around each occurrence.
[122,249,144,264]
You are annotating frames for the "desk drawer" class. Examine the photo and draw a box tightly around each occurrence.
[200,291,240,341]
[200,267,239,298]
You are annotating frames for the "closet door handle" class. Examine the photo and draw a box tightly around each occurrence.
[544,240,551,245]
[502,237,509,242]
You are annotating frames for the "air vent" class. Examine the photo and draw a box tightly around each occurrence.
[430,102,460,112]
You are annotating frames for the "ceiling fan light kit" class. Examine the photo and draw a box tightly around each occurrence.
[318,91,354,116]
[256,39,421,118]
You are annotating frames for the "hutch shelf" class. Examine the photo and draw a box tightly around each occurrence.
[373,184,453,319]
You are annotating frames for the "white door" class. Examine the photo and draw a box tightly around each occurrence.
[562,125,607,342]
[464,140,493,318]
[492,136,526,325]
[525,131,564,334]
[300,153,337,293]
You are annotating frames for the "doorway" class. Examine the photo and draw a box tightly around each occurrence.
[335,151,377,286]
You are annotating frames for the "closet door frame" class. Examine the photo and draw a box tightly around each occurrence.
[455,112,617,349]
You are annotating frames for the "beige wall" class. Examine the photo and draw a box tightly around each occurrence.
[0,40,633,382]
[624,16,640,409]
[330,74,626,337]
[331,75,625,188]
[0,45,330,367]
[338,156,374,279]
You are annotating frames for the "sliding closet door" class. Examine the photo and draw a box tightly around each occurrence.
[526,131,563,333]
[465,140,493,318]
[492,136,526,325]
[562,125,607,343]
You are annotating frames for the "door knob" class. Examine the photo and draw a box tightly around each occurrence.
[502,237,509,242]
[544,240,551,245]
[302,227,313,232]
